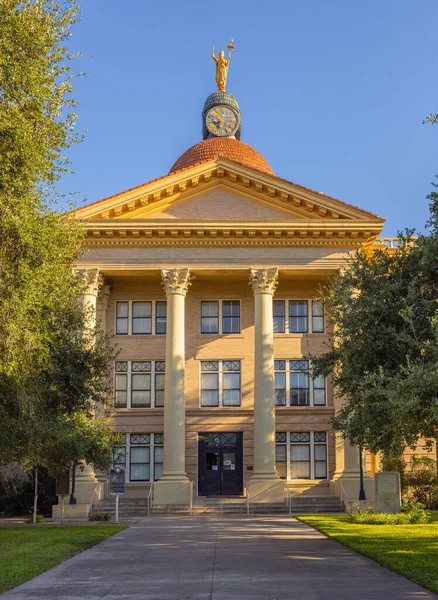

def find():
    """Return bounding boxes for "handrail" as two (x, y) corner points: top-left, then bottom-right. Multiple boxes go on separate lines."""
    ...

(189, 480), (193, 516)
(89, 485), (98, 516)
(147, 482), (154, 517)
(245, 480), (250, 515)
(337, 479), (347, 505)
(284, 481), (292, 515)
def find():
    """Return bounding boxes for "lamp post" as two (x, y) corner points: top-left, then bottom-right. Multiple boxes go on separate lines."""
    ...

(358, 447), (366, 501)
(69, 461), (77, 505)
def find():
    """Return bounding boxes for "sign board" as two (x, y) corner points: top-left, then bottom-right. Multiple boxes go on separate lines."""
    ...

(56, 470), (70, 496)
(109, 466), (126, 495)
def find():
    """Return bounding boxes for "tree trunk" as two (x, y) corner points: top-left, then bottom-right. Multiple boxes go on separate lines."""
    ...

(33, 465), (39, 524)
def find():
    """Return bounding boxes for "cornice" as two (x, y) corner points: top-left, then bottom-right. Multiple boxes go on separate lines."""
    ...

(83, 218), (382, 249)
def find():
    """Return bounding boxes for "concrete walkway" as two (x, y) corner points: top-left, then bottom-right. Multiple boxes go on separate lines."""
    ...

(3, 516), (436, 600)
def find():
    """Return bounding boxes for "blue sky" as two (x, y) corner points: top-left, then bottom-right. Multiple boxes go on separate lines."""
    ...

(60, 0), (438, 236)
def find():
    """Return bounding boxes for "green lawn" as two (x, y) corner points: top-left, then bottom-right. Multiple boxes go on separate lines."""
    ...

(0, 525), (127, 594)
(298, 514), (438, 594)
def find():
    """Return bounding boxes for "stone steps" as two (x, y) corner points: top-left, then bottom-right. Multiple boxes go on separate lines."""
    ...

(94, 496), (345, 517)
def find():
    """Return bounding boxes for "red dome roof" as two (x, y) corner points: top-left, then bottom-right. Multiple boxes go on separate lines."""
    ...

(169, 137), (274, 176)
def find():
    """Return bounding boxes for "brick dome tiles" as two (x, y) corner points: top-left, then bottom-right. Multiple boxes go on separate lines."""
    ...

(169, 137), (274, 176)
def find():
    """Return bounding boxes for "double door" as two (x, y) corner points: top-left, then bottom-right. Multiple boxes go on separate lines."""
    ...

(198, 432), (243, 496)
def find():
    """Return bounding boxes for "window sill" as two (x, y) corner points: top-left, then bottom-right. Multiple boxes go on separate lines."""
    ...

(113, 334), (166, 339)
(194, 334), (245, 340)
(274, 333), (326, 337)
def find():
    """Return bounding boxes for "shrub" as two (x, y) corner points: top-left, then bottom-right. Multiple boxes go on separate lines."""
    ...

(400, 501), (430, 523)
(348, 503), (431, 525)
(349, 509), (410, 525)
(89, 513), (112, 522)
(25, 514), (44, 524)
(404, 456), (438, 509)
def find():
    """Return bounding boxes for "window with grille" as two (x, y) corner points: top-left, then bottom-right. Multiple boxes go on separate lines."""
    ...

(200, 360), (241, 407)
(274, 359), (326, 407)
(272, 300), (325, 334)
(121, 433), (164, 482)
(275, 431), (328, 480)
(200, 300), (241, 334)
(115, 301), (167, 335)
(114, 361), (165, 409)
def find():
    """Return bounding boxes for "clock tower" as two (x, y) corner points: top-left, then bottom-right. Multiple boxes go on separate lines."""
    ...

(202, 90), (242, 140)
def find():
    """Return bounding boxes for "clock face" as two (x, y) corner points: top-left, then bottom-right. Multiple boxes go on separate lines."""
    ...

(205, 105), (239, 137)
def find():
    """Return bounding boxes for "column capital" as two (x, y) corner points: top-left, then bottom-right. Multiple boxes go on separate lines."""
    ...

(249, 268), (279, 296)
(161, 268), (191, 296)
(77, 268), (104, 298)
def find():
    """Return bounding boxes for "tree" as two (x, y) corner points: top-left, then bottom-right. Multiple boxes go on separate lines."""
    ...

(312, 193), (438, 457)
(0, 1), (119, 522)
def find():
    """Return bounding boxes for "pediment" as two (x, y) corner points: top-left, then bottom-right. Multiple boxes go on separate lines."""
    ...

(73, 158), (384, 225)
(134, 190), (304, 220)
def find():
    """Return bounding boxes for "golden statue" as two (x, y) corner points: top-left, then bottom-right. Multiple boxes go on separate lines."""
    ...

(212, 40), (234, 91)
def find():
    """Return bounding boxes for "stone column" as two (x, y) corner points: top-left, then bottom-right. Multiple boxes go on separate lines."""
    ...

(248, 268), (284, 503)
(153, 268), (192, 505)
(74, 268), (103, 505)
(94, 283), (111, 500)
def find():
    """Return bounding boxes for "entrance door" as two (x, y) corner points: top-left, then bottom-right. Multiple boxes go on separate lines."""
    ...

(198, 432), (243, 496)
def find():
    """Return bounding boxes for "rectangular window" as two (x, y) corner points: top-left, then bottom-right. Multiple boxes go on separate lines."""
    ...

(131, 361), (151, 408)
(153, 434), (164, 480)
(114, 362), (128, 408)
(115, 301), (167, 335)
(273, 300), (285, 333)
(114, 361), (165, 409)
(201, 300), (241, 334)
(200, 360), (241, 407)
(289, 301), (308, 333)
(275, 432), (287, 478)
(155, 301), (167, 335)
(290, 360), (310, 406)
(132, 301), (152, 335)
(222, 301), (240, 333)
(314, 432), (328, 478)
(113, 434), (127, 470)
(273, 300), (325, 334)
(274, 360), (286, 406)
(312, 301), (324, 333)
(274, 359), (326, 407)
(201, 301), (219, 334)
(116, 302), (129, 335)
(130, 434), (150, 481)
(290, 432), (311, 479)
(154, 362), (165, 408)
(275, 432), (328, 480)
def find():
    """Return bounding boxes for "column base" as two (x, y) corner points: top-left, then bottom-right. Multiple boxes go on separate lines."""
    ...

(75, 466), (98, 505)
(52, 503), (91, 519)
(331, 470), (375, 507)
(153, 477), (191, 506)
(248, 477), (284, 503)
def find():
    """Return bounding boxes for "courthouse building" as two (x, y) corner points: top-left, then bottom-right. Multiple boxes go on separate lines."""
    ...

(71, 51), (389, 509)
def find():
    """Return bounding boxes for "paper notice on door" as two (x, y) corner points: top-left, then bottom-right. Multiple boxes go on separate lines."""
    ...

(212, 465), (218, 471)
(230, 464), (235, 470)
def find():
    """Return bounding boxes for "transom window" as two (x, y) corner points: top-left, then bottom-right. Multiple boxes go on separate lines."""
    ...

(276, 431), (328, 480)
(114, 361), (165, 408)
(273, 300), (324, 334)
(113, 433), (163, 482)
(200, 360), (241, 407)
(115, 300), (167, 335)
(200, 301), (240, 334)
(274, 360), (326, 407)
